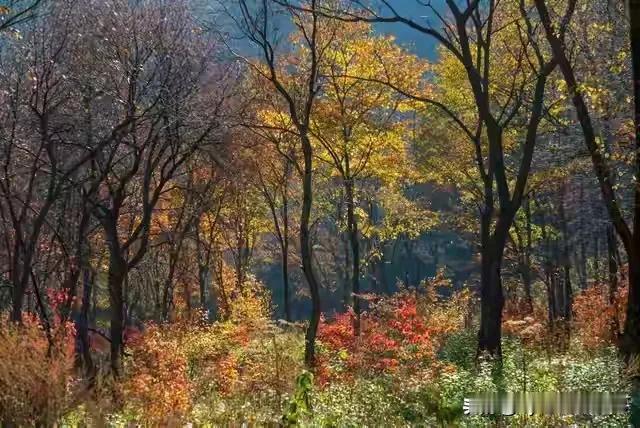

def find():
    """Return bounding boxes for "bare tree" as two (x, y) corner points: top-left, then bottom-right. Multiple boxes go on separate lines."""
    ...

(62, 0), (235, 373)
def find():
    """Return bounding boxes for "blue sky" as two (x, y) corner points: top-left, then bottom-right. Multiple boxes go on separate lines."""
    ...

(207, 0), (445, 61)
(371, 1), (445, 60)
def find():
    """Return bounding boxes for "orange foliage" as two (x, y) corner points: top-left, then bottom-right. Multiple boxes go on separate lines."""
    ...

(123, 324), (192, 424)
(502, 299), (549, 348)
(0, 311), (77, 425)
(573, 284), (627, 349)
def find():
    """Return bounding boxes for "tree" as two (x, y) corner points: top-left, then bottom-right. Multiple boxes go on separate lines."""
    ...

(0, 1), (134, 322)
(309, 0), (557, 357)
(251, 137), (297, 321)
(232, 0), (340, 366)
(309, 22), (426, 332)
(533, 0), (640, 422)
(0, 0), (42, 33)
(73, 0), (232, 373)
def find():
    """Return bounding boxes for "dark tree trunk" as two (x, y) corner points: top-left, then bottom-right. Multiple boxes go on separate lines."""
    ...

(281, 250), (291, 321)
(607, 226), (619, 303)
(107, 252), (126, 375)
(10, 275), (26, 322)
(478, 242), (505, 358)
(77, 269), (94, 378)
(198, 264), (209, 310)
(477, 207), (508, 358)
(300, 135), (322, 367)
(161, 257), (177, 322)
(522, 195), (534, 312)
(623, 256), (640, 352)
(594, 234), (600, 285)
(343, 229), (351, 311)
(281, 160), (291, 321)
(10, 246), (36, 322)
(345, 178), (361, 334)
(558, 188), (573, 320)
(198, 263), (218, 321)
(541, 219), (558, 326)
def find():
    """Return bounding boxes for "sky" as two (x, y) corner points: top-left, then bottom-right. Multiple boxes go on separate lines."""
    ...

(370, 1), (445, 60)
(206, 0), (446, 61)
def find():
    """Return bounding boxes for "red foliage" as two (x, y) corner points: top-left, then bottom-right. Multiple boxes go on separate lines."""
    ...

(317, 293), (436, 385)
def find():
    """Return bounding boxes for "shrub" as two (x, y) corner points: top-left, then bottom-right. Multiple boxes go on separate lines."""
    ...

(309, 378), (407, 427)
(317, 278), (467, 385)
(122, 324), (192, 424)
(183, 319), (305, 425)
(317, 294), (436, 384)
(439, 329), (477, 370)
(0, 312), (77, 425)
(216, 263), (272, 322)
(573, 284), (627, 349)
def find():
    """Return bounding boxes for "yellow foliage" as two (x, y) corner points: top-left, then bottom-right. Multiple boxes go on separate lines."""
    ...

(216, 262), (272, 323)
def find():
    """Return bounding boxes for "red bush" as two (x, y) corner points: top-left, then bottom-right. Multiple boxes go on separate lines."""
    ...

(317, 293), (437, 385)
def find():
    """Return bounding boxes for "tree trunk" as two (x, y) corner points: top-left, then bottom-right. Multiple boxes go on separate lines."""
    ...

(107, 252), (126, 375)
(558, 184), (573, 320)
(594, 234), (600, 285)
(10, 249), (33, 322)
(300, 135), (321, 368)
(522, 195), (534, 312)
(541, 219), (558, 326)
(343, 228), (351, 311)
(282, 243), (291, 321)
(477, 206), (508, 358)
(77, 268), (94, 378)
(607, 226), (619, 303)
(477, 241), (505, 358)
(198, 262), (218, 321)
(345, 178), (361, 334)
(623, 252), (640, 354)
(161, 262), (176, 322)
(282, 160), (291, 321)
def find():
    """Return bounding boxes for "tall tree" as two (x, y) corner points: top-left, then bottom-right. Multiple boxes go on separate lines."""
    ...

(309, 22), (426, 332)
(533, 0), (640, 423)
(232, 0), (339, 366)
(308, 0), (557, 356)
(77, 0), (231, 373)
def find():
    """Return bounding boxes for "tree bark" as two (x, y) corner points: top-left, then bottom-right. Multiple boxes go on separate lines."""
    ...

(558, 184), (573, 320)
(282, 176), (291, 321)
(300, 135), (322, 367)
(478, 246), (505, 357)
(607, 226), (619, 302)
(522, 195), (534, 312)
(77, 269), (94, 378)
(345, 177), (361, 334)
(107, 251), (126, 375)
